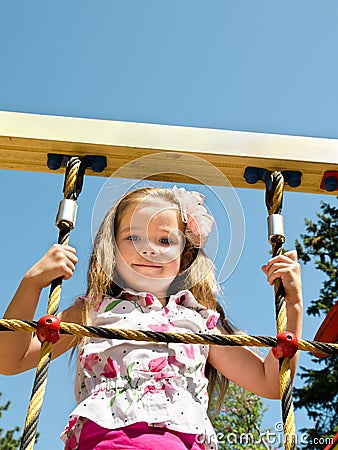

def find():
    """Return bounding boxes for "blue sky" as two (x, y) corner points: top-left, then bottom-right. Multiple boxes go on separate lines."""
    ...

(0, 1), (337, 448)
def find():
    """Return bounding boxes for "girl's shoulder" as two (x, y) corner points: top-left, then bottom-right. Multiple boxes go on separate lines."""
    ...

(58, 296), (85, 324)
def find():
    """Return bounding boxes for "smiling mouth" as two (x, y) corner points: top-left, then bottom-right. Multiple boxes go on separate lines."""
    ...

(133, 263), (162, 268)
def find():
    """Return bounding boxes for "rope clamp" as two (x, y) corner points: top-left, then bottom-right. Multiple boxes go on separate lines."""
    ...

(36, 315), (61, 344)
(267, 214), (285, 243)
(272, 331), (298, 359)
(56, 199), (78, 229)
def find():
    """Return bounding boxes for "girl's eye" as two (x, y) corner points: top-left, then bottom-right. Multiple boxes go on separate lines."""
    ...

(160, 237), (173, 245)
(127, 235), (140, 241)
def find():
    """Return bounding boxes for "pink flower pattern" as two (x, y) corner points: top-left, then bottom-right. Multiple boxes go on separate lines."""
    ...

(148, 356), (168, 372)
(83, 354), (100, 371)
(206, 314), (218, 330)
(182, 344), (195, 359)
(168, 355), (186, 370)
(143, 384), (165, 395)
(100, 357), (120, 378)
(145, 293), (155, 305)
(148, 322), (175, 332)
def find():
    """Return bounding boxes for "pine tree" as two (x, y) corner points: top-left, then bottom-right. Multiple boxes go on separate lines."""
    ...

(0, 393), (21, 449)
(293, 200), (338, 448)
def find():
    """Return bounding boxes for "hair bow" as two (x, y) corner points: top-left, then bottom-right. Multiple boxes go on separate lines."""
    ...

(173, 185), (215, 248)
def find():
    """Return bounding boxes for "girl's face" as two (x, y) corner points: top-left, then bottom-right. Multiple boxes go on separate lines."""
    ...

(115, 198), (185, 300)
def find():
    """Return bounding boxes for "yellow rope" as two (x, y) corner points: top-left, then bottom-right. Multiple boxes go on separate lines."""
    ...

(46, 277), (64, 317)
(280, 358), (296, 445)
(21, 342), (52, 450)
(269, 172), (297, 450)
(63, 163), (80, 199)
(1, 318), (337, 354)
(19, 157), (82, 450)
(273, 278), (288, 333)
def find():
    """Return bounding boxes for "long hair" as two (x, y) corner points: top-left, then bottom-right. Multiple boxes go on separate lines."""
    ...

(82, 186), (235, 415)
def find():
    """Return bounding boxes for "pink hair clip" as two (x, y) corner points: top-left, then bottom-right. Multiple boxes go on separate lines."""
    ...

(172, 185), (215, 248)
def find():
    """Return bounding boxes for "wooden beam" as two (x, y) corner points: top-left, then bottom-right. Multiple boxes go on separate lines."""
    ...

(0, 111), (337, 194)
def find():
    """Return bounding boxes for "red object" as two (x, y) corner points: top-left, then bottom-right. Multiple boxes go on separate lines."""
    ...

(312, 301), (338, 358)
(272, 332), (299, 359)
(320, 171), (338, 191)
(36, 315), (61, 344)
(323, 431), (338, 449)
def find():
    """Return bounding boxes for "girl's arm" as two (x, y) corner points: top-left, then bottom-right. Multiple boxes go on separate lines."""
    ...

(0, 244), (81, 375)
(208, 250), (303, 399)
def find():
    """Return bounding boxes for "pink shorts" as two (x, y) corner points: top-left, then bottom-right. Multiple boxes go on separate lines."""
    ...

(76, 420), (205, 450)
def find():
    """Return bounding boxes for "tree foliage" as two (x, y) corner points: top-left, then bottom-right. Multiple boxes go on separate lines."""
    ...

(293, 200), (338, 448)
(0, 393), (20, 449)
(212, 383), (280, 449)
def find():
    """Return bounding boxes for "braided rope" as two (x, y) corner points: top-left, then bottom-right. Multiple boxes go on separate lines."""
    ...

(5, 164), (335, 449)
(266, 171), (296, 450)
(19, 157), (82, 450)
(1, 318), (337, 354)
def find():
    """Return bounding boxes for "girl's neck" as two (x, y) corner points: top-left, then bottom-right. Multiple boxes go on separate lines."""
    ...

(158, 297), (168, 307)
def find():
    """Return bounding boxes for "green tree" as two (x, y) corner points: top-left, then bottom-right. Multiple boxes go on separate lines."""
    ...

(293, 200), (338, 448)
(0, 393), (21, 449)
(212, 383), (281, 449)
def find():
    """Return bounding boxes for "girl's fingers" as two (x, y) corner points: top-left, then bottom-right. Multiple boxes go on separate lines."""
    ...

(283, 250), (298, 261)
(62, 265), (75, 280)
(268, 267), (300, 286)
(264, 252), (299, 272)
(262, 251), (302, 304)
(64, 250), (78, 265)
(262, 251), (300, 286)
(49, 244), (78, 265)
(43, 245), (78, 281)
(266, 262), (297, 276)
(262, 261), (293, 277)
(266, 268), (291, 285)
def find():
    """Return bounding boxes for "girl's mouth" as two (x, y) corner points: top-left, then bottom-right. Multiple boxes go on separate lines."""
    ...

(133, 263), (162, 268)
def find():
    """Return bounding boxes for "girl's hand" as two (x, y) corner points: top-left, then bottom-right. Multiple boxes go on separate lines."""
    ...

(261, 250), (302, 305)
(24, 244), (78, 290)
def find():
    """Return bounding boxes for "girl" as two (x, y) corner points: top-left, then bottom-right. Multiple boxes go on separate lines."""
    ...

(0, 186), (303, 450)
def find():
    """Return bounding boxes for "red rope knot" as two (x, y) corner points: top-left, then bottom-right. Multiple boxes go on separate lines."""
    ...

(272, 331), (298, 359)
(36, 315), (61, 344)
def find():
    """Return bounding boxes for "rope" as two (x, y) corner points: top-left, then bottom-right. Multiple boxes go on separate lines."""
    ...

(1, 319), (337, 354)
(265, 171), (296, 450)
(19, 157), (83, 450)
(4, 164), (335, 449)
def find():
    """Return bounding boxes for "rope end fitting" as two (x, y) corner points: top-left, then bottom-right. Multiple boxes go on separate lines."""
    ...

(267, 214), (285, 244)
(36, 315), (61, 344)
(56, 199), (78, 229)
(272, 331), (298, 359)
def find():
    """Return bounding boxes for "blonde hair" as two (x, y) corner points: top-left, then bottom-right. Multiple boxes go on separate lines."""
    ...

(82, 186), (234, 415)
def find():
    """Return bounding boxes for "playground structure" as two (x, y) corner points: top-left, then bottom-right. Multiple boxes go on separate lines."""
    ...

(0, 110), (338, 193)
(0, 111), (337, 450)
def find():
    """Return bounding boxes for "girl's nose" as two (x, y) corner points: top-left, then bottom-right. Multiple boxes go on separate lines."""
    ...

(141, 248), (157, 256)
(140, 242), (158, 256)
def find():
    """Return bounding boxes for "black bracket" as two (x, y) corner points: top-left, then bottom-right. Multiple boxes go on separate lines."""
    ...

(47, 153), (107, 173)
(244, 167), (302, 188)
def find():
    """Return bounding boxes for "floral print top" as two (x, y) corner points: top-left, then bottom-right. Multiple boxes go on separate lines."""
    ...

(60, 289), (220, 450)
